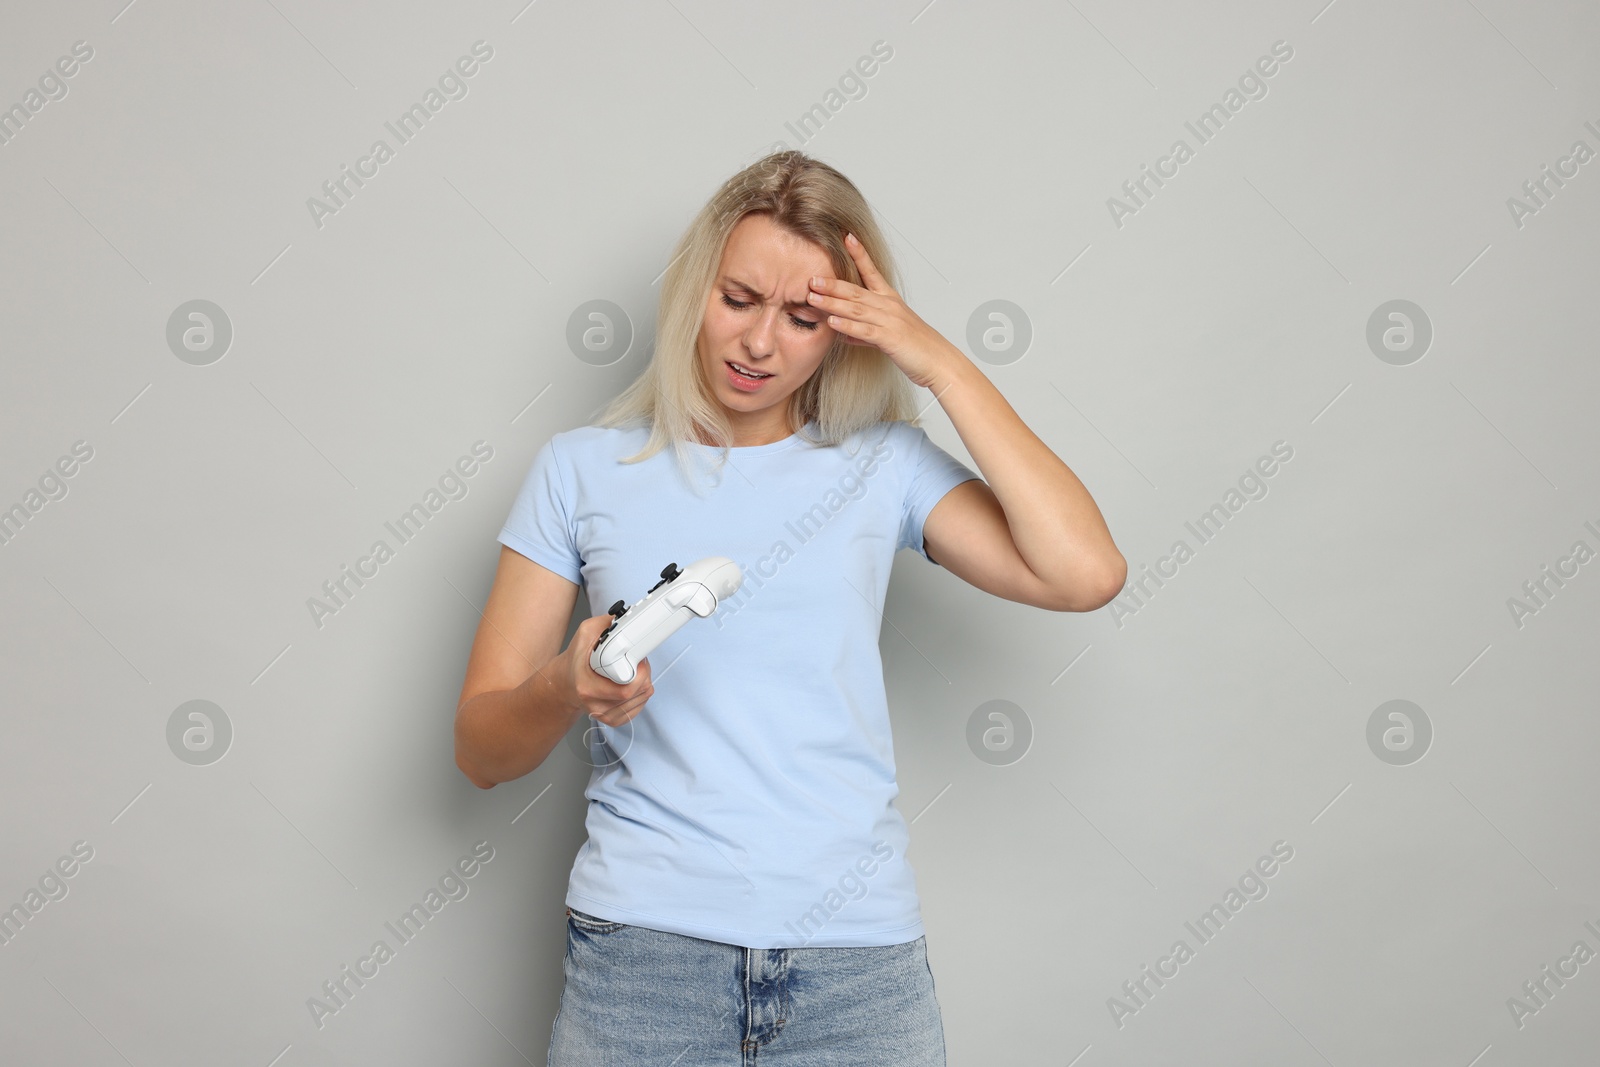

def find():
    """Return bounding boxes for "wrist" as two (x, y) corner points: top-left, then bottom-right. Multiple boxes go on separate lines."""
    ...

(526, 660), (580, 721)
(925, 342), (978, 397)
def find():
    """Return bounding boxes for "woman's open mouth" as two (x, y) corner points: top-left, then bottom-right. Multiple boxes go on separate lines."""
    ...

(726, 360), (774, 390)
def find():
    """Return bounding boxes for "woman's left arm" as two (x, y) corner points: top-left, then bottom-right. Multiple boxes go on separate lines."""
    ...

(807, 233), (1127, 613)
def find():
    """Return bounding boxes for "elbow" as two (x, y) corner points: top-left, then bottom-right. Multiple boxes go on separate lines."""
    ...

(454, 717), (497, 789)
(1050, 553), (1127, 613)
(457, 753), (497, 790)
(1099, 552), (1129, 606)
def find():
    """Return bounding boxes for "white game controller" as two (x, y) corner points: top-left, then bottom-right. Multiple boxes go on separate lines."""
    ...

(588, 557), (744, 684)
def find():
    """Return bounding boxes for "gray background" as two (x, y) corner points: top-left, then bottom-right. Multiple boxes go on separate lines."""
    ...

(2, 0), (1597, 1064)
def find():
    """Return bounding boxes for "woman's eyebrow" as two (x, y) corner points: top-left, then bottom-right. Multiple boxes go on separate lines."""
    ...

(722, 277), (814, 309)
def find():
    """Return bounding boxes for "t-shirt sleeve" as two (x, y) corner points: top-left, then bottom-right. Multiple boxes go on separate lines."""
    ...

(897, 423), (982, 565)
(497, 435), (583, 585)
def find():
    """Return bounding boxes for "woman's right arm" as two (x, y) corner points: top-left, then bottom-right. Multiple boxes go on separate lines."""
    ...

(453, 545), (654, 789)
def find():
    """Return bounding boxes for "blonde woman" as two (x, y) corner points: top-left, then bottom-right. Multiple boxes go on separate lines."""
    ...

(454, 150), (1125, 1065)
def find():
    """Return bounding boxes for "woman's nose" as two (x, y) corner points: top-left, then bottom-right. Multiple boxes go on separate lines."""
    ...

(744, 310), (778, 355)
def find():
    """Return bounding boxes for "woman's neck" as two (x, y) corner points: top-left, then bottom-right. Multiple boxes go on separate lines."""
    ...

(701, 410), (797, 448)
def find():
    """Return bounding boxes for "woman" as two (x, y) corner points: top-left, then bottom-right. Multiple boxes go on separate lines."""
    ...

(454, 150), (1125, 1065)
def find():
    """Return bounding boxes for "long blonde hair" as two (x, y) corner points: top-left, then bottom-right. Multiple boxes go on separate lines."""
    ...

(591, 150), (920, 481)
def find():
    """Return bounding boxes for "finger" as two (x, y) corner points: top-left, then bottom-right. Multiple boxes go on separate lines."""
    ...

(805, 289), (862, 317)
(809, 287), (895, 332)
(843, 232), (891, 294)
(611, 683), (652, 714)
(809, 273), (867, 302)
(597, 694), (646, 728)
(624, 662), (651, 695)
(826, 314), (880, 344)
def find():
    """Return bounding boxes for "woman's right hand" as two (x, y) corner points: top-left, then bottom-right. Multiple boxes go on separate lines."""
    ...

(559, 613), (655, 728)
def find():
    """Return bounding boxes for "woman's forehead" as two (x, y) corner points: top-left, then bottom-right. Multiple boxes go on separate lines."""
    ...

(721, 215), (837, 279)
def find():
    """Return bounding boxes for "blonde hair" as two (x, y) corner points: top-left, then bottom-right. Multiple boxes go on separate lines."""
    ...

(591, 150), (920, 482)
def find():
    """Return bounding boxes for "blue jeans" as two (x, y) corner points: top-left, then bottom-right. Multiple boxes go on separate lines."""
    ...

(548, 907), (947, 1065)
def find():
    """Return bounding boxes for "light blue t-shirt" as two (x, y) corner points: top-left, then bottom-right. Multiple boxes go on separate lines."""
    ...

(496, 416), (981, 949)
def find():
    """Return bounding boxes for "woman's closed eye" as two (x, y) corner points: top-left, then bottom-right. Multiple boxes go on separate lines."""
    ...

(721, 293), (821, 330)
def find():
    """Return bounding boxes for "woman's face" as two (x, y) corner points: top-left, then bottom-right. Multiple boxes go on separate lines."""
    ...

(697, 213), (837, 427)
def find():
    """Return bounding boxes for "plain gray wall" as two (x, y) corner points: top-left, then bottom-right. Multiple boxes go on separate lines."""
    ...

(3, 1), (1597, 1063)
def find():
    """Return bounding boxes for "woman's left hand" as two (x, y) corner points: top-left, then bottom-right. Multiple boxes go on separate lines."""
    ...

(807, 232), (966, 392)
